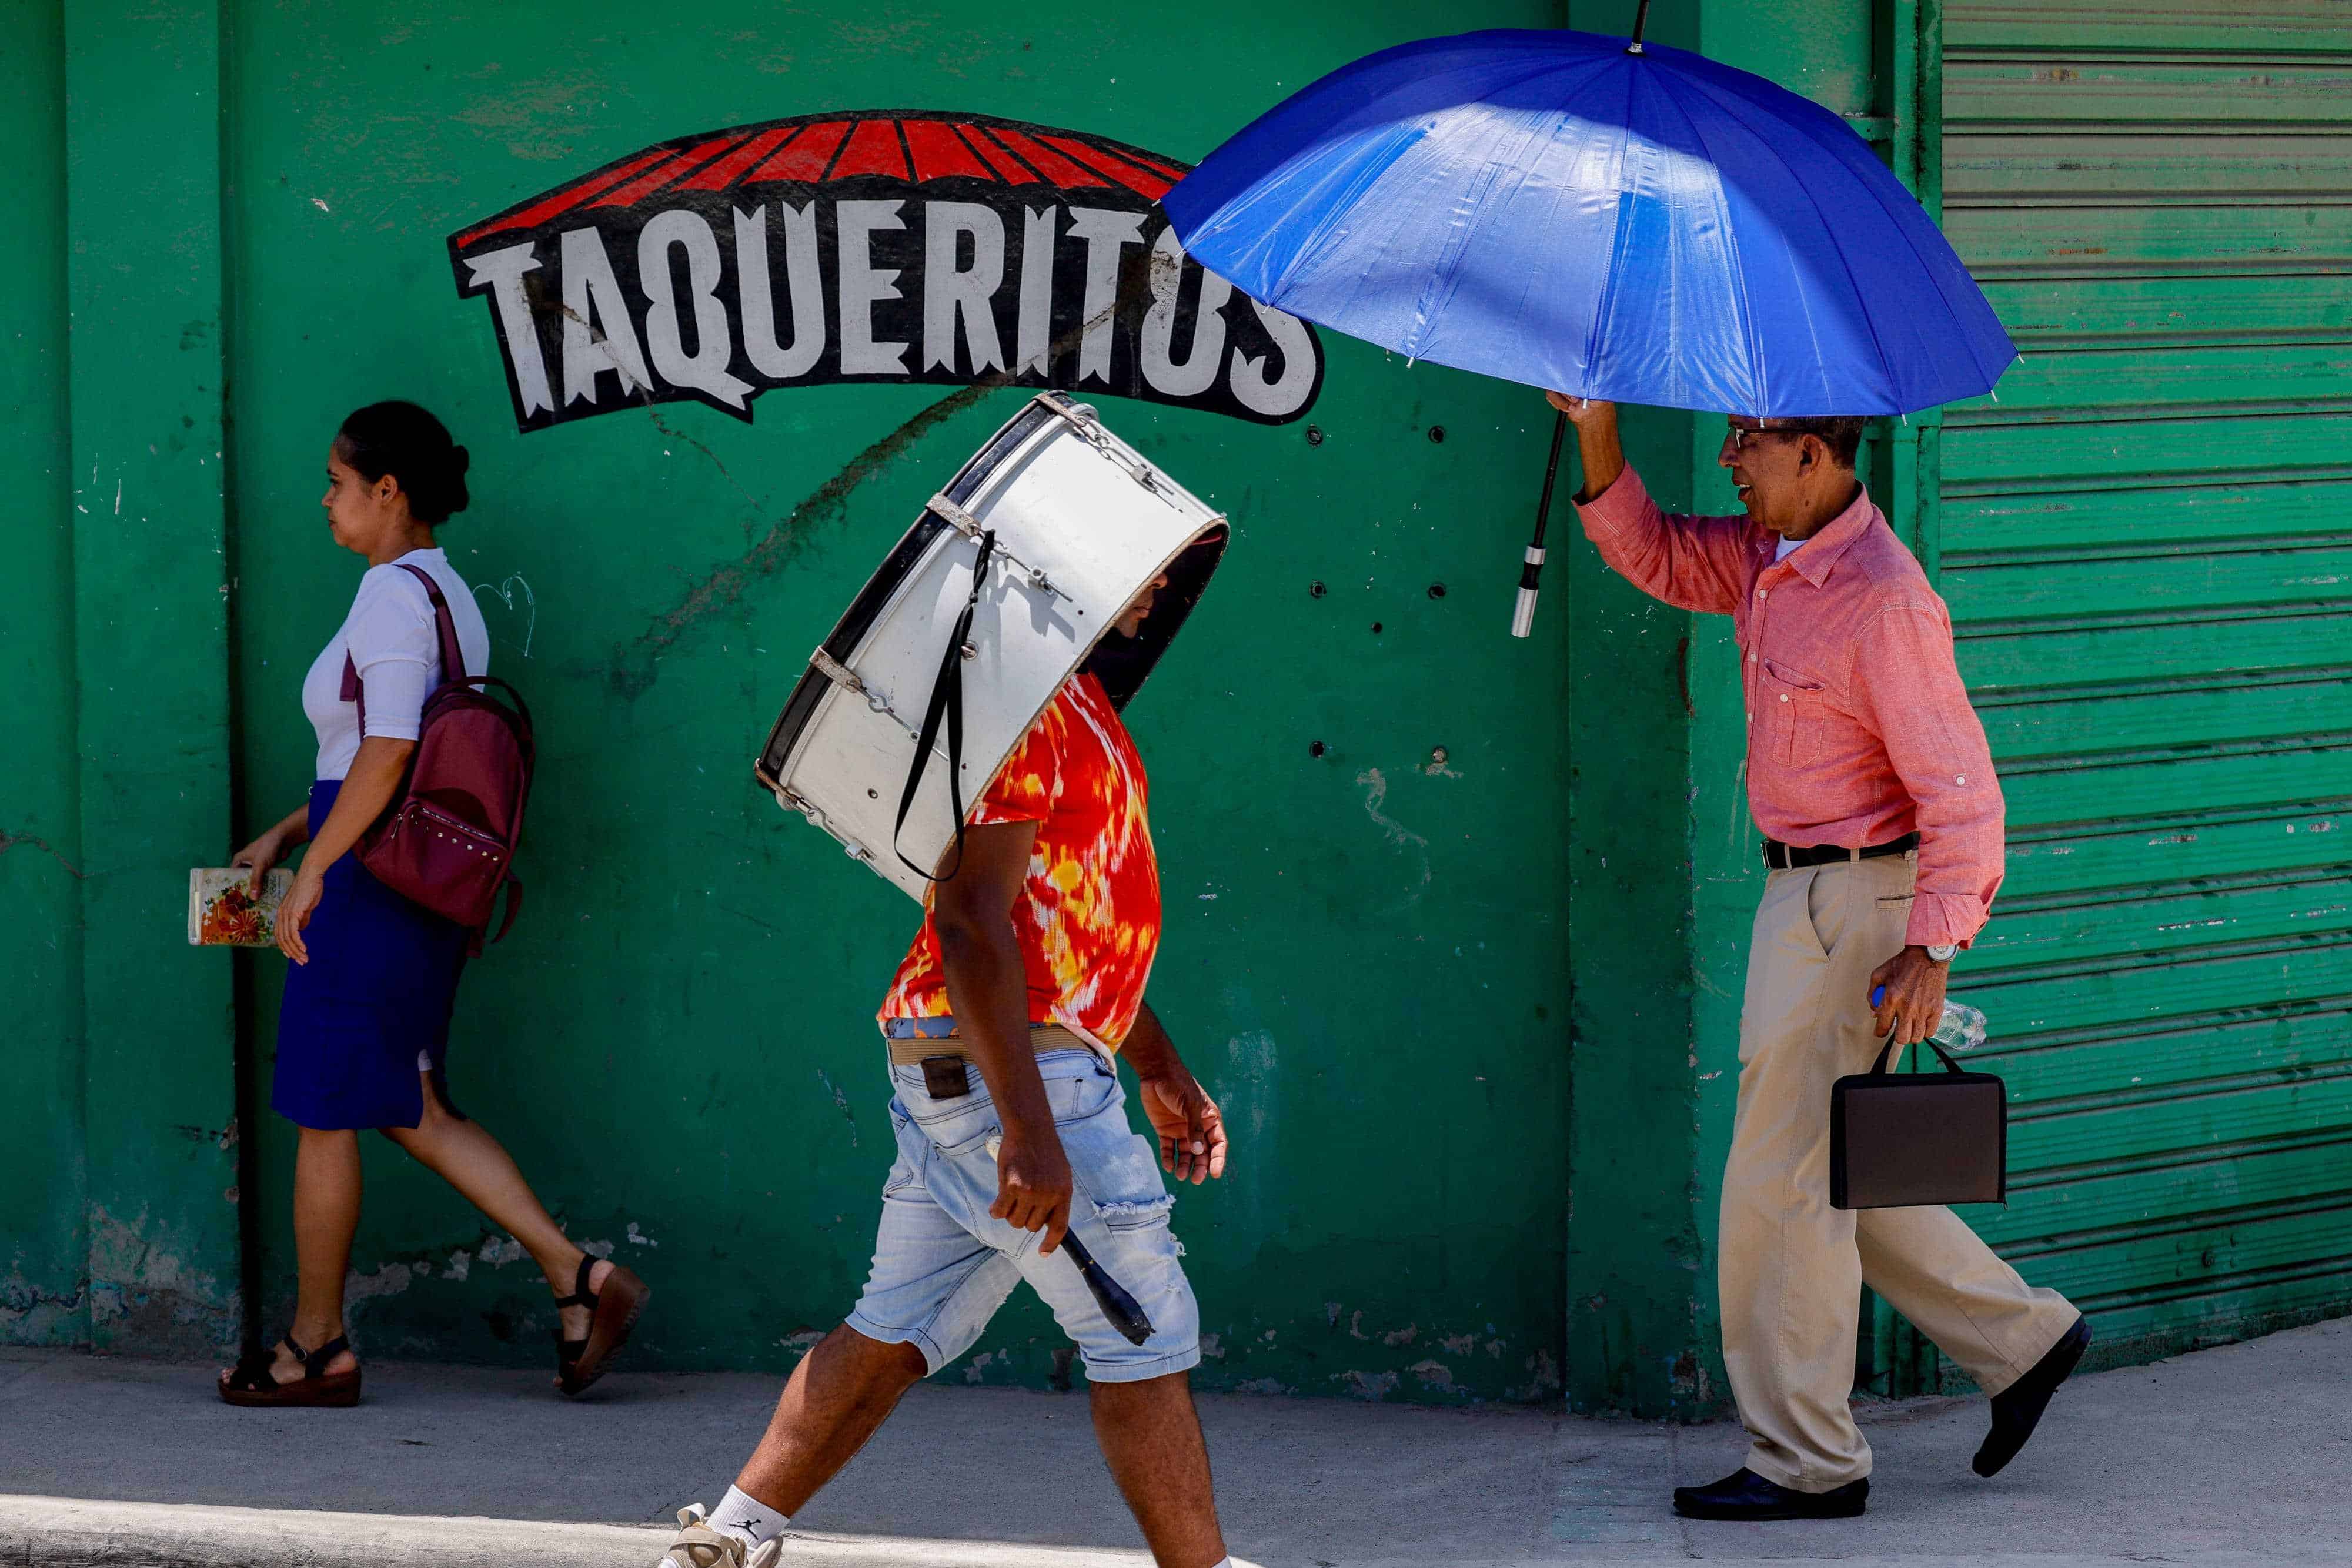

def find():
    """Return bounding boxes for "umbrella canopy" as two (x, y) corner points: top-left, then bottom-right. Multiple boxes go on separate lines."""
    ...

(1163, 26), (2014, 417)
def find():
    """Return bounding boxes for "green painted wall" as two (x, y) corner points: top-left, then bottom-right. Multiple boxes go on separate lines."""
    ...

(209, 0), (1578, 1402)
(66, 0), (246, 1355)
(0, 0), (87, 1349)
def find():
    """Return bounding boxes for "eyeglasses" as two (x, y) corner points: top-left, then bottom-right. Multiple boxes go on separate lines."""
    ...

(1726, 423), (1798, 452)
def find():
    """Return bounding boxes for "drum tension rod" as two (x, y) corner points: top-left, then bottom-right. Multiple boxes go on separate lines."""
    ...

(809, 648), (919, 741)
(1040, 396), (1170, 498)
(923, 494), (1073, 603)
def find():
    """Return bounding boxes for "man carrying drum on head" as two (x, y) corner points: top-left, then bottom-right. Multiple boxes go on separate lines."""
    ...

(659, 554), (1247, 1568)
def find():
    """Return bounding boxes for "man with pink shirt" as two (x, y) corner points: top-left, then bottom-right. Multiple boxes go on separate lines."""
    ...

(1549, 392), (2089, 1522)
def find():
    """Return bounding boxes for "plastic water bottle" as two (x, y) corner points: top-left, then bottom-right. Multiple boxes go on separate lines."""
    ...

(1870, 987), (1989, 1053)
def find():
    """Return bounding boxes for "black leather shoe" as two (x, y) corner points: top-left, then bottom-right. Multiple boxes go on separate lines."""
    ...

(1672, 1467), (1868, 1520)
(1975, 1315), (2092, 1477)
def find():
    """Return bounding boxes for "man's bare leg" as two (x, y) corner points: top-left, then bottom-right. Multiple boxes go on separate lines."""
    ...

(1092, 1372), (1228, 1568)
(731, 1325), (928, 1513)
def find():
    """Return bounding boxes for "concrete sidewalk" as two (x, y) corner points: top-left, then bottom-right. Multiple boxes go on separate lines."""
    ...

(3, 1317), (2347, 1567)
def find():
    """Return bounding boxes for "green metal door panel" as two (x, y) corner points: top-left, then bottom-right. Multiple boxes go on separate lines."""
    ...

(1980, 679), (2352, 760)
(1963, 943), (2352, 1038)
(1991, 1203), (2352, 1310)
(1949, 344), (2352, 415)
(1945, 204), (2352, 273)
(1943, 545), (2352, 621)
(2002, 811), (2352, 901)
(1959, 609), (2344, 688)
(0, 0), (88, 1349)
(1980, 275), (2352, 345)
(1942, 477), (2352, 553)
(2004, 755), (2350, 837)
(2069, 1262), (2352, 1353)
(1940, 0), (2352, 1372)
(1950, 133), (2352, 199)
(1967, 877), (2352, 973)
(2002, 1073), (2352, 1172)
(1973, 1008), (2352, 1116)
(1945, 0), (2352, 53)
(222, 0), (1576, 1401)
(1985, 1131), (2352, 1242)
(1945, 414), (2352, 488)
(1944, 54), (2352, 124)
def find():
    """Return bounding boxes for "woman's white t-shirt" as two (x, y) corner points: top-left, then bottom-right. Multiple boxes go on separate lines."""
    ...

(300, 548), (492, 781)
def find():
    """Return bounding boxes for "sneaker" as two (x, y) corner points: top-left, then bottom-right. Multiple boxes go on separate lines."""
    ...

(657, 1504), (781, 1568)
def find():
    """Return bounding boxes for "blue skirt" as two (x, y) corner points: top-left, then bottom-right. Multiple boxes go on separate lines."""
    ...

(273, 780), (467, 1131)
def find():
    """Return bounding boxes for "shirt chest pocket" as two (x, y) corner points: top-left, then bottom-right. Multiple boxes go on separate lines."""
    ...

(1757, 657), (1832, 767)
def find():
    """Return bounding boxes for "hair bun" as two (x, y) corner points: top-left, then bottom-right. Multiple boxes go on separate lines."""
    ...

(336, 399), (471, 526)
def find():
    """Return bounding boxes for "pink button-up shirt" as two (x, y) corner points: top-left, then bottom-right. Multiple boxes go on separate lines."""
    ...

(1578, 466), (2003, 950)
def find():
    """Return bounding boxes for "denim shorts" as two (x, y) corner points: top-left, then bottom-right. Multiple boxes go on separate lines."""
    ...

(845, 1048), (1200, 1383)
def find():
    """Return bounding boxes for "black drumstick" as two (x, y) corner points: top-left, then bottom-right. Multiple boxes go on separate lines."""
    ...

(987, 1133), (1154, 1346)
(1058, 1229), (1155, 1348)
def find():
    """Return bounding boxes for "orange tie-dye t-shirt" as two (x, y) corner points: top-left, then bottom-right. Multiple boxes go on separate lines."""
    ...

(878, 671), (1161, 1049)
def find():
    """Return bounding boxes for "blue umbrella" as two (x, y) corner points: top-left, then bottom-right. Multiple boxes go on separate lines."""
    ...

(1163, 13), (2015, 631)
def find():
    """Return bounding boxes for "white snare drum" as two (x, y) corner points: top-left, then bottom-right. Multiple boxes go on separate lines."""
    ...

(755, 392), (1228, 900)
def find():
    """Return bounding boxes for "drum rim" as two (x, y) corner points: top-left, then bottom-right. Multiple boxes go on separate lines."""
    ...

(753, 392), (1227, 864)
(753, 394), (1064, 794)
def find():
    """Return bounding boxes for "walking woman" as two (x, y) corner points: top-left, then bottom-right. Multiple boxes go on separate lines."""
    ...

(218, 400), (647, 1408)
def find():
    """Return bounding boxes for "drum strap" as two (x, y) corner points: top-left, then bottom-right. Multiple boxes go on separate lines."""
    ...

(894, 528), (998, 882)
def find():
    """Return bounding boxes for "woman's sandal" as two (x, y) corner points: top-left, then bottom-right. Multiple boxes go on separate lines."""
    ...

(553, 1255), (650, 1396)
(218, 1332), (363, 1408)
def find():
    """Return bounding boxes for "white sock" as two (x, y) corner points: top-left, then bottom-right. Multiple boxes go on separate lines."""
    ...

(707, 1486), (791, 1549)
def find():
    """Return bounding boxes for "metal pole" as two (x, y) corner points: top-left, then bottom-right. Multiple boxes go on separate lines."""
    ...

(1627, 0), (1653, 53)
(1511, 407), (1571, 638)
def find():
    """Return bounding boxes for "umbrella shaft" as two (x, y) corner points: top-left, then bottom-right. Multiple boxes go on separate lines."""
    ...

(1530, 407), (1569, 553)
(1629, 0), (1653, 51)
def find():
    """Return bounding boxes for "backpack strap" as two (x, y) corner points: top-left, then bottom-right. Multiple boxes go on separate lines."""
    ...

(339, 564), (470, 726)
(463, 877), (523, 959)
(396, 563), (472, 683)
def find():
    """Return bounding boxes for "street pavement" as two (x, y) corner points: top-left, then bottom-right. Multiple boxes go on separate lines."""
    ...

(4, 1315), (2347, 1567)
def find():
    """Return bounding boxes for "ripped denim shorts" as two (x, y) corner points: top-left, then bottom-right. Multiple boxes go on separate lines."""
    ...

(844, 1047), (1200, 1382)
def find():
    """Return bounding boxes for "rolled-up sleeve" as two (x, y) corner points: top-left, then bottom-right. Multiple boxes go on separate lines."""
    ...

(1575, 464), (1756, 617)
(1849, 603), (2006, 948)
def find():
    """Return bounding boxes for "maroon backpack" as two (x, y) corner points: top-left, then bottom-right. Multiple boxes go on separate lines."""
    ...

(341, 563), (534, 949)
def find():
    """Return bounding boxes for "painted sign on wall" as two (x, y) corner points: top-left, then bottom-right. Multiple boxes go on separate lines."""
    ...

(447, 111), (1324, 430)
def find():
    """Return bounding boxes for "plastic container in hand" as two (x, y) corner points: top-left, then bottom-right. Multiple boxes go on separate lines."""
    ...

(1870, 987), (1989, 1053)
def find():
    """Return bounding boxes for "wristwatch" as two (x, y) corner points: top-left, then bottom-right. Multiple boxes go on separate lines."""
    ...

(1926, 942), (1959, 964)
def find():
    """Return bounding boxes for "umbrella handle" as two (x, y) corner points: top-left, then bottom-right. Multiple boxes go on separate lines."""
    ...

(1511, 550), (1544, 639)
(1509, 408), (1571, 638)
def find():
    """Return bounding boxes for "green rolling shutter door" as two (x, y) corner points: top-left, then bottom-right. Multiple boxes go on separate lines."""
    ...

(1928, 1), (2352, 1373)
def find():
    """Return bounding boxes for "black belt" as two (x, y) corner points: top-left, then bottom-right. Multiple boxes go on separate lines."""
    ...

(1763, 831), (1918, 871)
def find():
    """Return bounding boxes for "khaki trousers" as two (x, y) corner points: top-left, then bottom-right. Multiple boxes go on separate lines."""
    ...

(1720, 852), (2077, 1492)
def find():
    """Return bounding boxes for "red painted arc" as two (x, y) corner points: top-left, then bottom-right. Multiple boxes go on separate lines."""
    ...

(747, 121), (850, 183)
(590, 135), (742, 208)
(829, 118), (910, 180)
(1037, 134), (1171, 199)
(453, 148), (673, 248)
(453, 118), (1194, 250)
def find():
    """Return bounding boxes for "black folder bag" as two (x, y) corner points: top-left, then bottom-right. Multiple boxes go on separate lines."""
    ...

(1830, 1034), (2007, 1210)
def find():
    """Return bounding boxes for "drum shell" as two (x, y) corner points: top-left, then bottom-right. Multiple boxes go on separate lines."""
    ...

(759, 393), (1224, 900)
